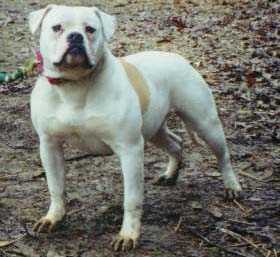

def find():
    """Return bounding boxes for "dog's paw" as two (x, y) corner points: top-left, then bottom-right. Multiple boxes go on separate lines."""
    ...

(224, 181), (242, 200)
(112, 233), (138, 251)
(225, 188), (242, 200)
(33, 215), (62, 233)
(153, 173), (178, 186)
(224, 174), (242, 200)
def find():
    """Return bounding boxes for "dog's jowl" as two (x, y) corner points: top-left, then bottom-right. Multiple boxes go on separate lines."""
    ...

(29, 4), (241, 251)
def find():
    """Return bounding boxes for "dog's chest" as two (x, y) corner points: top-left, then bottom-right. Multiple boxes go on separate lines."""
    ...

(45, 105), (110, 152)
(47, 105), (83, 134)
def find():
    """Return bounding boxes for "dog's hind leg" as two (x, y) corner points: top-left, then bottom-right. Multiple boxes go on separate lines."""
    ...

(151, 124), (183, 186)
(173, 74), (242, 198)
(183, 113), (241, 198)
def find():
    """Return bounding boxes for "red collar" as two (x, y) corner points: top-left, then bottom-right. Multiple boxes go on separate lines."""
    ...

(35, 51), (66, 85)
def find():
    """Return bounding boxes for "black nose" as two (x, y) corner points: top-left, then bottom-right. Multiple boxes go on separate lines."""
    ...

(67, 32), (84, 44)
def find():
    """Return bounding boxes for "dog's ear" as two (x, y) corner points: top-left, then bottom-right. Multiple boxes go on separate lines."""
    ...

(28, 5), (54, 35)
(94, 8), (116, 41)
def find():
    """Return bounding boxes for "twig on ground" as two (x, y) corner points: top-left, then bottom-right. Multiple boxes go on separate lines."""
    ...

(231, 243), (262, 247)
(186, 225), (250, 257)
(1, 140), (36, 150)
(245, 204), (280, 219)
(67, 207), (85, 216)
(0, 234), (27, 248)
(219, 228), (268, 257)
(65, 152), (112, 162)
(227, 219), (255, 226)
(65, 154), (95, 162)
(266, 250), (271, 257)
(174, 216), (183, 232)
(233, 199), (251, 214)
(238, 171), (264, 181)
(248, 205), (280, 215)
(0, 176), (17, 181)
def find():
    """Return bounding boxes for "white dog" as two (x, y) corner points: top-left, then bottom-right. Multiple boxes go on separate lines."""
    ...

(28, 5), (241, 251)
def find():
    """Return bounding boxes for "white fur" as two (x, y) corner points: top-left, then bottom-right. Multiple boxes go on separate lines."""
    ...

(29, 5), (53, 34)
(29, 5), (241, 250)
(94, 8), (116, 41)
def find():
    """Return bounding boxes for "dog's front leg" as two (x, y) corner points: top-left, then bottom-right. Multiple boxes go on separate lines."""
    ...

(112, 136), (144, 251)
(33, 135), (66, 233)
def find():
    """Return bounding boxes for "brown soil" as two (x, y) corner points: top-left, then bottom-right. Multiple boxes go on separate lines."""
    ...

(0, 1), (279, 257)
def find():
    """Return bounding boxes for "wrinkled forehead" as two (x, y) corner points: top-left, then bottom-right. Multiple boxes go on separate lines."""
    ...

(44, 6), (100, 28)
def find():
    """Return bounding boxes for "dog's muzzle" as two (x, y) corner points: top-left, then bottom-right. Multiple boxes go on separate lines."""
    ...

(54, 32), (92, 69)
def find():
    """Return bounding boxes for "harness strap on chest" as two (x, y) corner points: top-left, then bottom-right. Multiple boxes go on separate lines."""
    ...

(119, 59), (150, 114)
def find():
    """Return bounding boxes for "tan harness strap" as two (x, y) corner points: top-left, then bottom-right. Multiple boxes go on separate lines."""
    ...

(119, 58), (150, 114)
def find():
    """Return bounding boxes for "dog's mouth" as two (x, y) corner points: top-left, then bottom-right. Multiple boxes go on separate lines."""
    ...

(54, 45), (93, 69)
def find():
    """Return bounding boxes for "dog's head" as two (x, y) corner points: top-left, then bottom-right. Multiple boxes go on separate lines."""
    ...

(29, 5), (116, 79)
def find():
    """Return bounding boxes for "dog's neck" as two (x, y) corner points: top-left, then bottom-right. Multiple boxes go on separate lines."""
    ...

(49, 47), (114, 109)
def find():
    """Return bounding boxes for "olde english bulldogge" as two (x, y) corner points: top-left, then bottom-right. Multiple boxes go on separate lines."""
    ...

(28, 5), (241, 251)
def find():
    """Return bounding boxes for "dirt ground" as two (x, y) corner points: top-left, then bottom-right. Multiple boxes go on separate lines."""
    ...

(0, 0), (279, 256)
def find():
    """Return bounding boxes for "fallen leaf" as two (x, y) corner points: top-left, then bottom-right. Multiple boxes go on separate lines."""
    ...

(0, 240), (14, 247)
(259, 169), (273, 180)
(32, 170), (45, 179)
(208, 206), (223, 218)
(190, 201), (203, 210)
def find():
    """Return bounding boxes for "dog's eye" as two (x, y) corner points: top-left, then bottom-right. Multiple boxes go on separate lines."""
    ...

(52, 24), (62, 32)
(85, 26), (96, 34)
